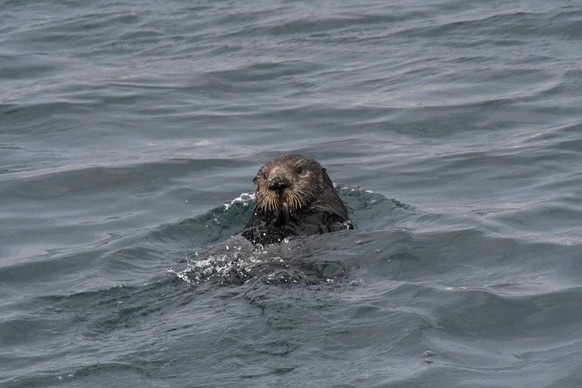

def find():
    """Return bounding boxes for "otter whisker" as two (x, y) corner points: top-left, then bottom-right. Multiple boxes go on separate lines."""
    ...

(289, 188), (313, 210)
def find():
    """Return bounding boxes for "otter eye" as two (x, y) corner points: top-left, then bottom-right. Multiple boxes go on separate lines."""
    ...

(295, 166), (306, 175)
(254, 168), (267, 183)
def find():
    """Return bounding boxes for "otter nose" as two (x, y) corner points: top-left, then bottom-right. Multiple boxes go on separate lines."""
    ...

(267, 176), (289, 192)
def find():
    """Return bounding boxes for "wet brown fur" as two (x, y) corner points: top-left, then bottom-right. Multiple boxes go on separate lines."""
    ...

(242, 154), (352, 245)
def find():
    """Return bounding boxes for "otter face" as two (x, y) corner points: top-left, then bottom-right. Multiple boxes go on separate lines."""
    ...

(253, 154), (324, 214)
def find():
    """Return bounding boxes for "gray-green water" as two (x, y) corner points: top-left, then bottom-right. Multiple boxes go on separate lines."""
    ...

(2, 0), (582, 387)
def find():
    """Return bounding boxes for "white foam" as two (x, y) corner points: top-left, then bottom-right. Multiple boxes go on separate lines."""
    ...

(223, 192), (255, 210)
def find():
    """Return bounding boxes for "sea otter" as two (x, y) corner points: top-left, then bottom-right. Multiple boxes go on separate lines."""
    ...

(241, 154), (354, 245)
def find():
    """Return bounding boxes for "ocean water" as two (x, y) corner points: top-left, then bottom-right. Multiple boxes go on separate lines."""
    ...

(2, 0), (582, 386)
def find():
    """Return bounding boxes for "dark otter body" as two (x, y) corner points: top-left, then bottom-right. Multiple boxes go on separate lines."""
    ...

(241, 154), (354, 245)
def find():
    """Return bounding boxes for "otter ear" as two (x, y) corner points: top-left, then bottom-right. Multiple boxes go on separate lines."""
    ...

(252, 175), (258, 184)
(321, 168), (334, 187)
(322, 168), (327, 173)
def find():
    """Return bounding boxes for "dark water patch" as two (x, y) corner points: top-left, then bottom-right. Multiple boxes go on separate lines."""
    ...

(171, 187), (416, 287)
(0, 161), (205, 199)
(392, 8), (582, 44)
(418, 286), (582, 387)
(0, 53), (64, 83)
(486, 201), (582, 238)
(208, 60), (320, 84)
(436, 287), (582, 340)
(0, 157), (255, 261)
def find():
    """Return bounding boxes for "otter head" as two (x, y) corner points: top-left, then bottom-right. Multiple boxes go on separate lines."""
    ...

(253, 154), (326, 215)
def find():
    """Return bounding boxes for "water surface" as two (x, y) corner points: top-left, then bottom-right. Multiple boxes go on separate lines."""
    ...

(2, 0), (582, 387)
